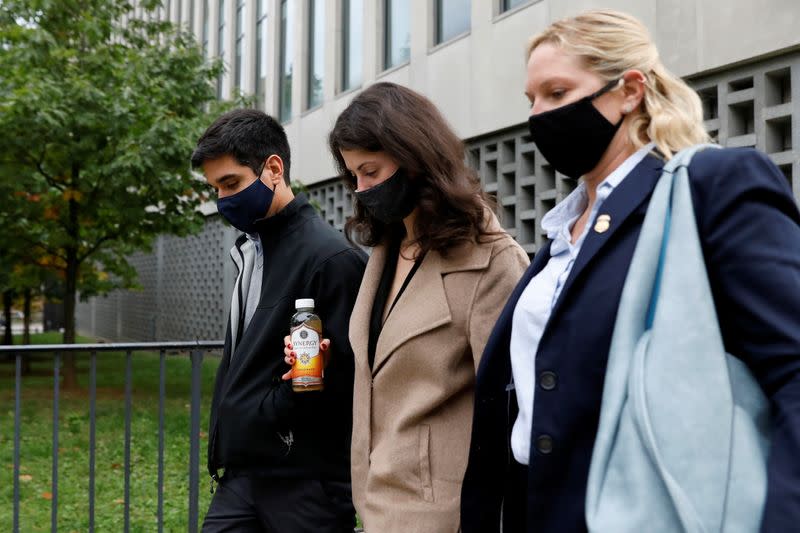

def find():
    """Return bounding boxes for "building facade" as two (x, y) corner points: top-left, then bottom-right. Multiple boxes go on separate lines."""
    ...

(77, 0), (800, 340)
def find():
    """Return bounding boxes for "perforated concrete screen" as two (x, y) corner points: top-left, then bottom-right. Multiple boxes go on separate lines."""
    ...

(691, 53), (798, 203)
(76, 51), (799, 341)
(77, 217), (237, 341)
(308, 185), (355, 232)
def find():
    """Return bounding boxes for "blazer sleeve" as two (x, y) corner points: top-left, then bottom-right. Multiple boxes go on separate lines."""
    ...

(690, 148), (800, 533)
(468, 240), (530, 373)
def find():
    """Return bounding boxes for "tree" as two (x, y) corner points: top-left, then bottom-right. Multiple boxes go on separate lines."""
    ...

(0, 0), (235, 387)
(0, 169), (27, 347)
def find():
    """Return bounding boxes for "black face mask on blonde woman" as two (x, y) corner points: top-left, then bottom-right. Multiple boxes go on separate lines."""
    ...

(528, 79), (622, 179)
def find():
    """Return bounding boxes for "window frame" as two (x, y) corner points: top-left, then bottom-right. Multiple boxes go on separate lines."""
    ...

(278, 0), (294, 123)
(381, 0), (411, 73)
(217, 0), (227, 99)
(255, 0), (268, 109)
(433, 0), (472, 48)
(340, 0), (363, 94)
(305, 0), (325, 111)
(234, 0), (245, 92)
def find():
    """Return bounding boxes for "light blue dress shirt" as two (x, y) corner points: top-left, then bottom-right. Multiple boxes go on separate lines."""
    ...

(509, 143), (656, 465)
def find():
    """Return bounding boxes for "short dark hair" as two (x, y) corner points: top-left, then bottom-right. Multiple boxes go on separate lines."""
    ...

(191, 108), (291, 184)
(329, 82), (499, 256)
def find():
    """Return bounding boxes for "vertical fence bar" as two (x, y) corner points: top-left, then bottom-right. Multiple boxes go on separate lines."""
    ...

(88, 351), (97, 533)
(157, 350), (166, 533)
(51, 352), (60, 533)
(124, 350), (132, 533)
(13, 353), (22, 533)
(188, 349), (203, 533)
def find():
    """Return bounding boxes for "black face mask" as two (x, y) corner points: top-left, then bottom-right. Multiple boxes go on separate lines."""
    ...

(528, 79), (622, 179)
(354, 168), (417, 224)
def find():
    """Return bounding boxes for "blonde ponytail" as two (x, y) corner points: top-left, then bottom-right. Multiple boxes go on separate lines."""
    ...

(528, 10), (709, 159)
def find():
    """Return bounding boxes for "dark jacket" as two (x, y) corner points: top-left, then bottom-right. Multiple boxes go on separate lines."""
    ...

(207, 194), (367, 482)
(461, 148), (800, 533)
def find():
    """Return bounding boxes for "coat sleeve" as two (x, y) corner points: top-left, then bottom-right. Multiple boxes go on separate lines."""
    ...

(258, 247), (366, 427)
(304, 247), (367, 413)
(691, 148), (800, 532)
(468, 240), (530, 373)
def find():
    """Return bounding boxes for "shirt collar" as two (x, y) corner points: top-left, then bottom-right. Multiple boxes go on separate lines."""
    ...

(541, 142), (656, 241)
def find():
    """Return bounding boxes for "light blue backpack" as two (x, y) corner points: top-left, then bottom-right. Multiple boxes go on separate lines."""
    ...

(585, 145), (771, 533)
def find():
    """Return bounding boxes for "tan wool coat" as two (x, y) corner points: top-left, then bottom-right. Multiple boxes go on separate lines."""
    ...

(349, 222), (529, 533)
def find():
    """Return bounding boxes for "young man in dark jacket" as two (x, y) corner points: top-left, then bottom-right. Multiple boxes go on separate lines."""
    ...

(192, 109), (367, 532)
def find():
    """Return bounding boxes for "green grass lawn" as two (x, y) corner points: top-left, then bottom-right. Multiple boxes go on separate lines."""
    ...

(0, 333), (221, 532)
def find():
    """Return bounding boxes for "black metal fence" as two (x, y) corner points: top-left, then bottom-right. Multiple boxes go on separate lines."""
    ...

(0, 341), (224, 533)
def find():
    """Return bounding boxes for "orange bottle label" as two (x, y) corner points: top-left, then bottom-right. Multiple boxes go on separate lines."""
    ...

(290, 324), (323, 387)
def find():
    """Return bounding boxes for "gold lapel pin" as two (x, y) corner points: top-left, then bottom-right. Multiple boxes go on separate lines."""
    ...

(594, 214), (611, 233)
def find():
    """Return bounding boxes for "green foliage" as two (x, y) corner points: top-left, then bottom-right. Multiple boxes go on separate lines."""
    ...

(0, 0), (242, 302)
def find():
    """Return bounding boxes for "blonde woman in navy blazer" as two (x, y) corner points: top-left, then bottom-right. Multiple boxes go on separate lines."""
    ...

(461, 10), (800, 533)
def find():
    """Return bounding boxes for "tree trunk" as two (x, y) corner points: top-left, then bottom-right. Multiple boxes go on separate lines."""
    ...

(23, 288), (31, 345)
(21, 288), (32, 374)
(62, 247), (79, 388)
(61, 162), (81, 388)
(2, 290), (12, 346)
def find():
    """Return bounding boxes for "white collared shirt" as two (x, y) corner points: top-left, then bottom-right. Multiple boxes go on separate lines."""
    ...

(509, 143), (655, 465)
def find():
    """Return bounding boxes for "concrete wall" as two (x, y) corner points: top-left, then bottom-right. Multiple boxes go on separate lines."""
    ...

(273, 0), (800, 185)
(149, 0), (800, 186)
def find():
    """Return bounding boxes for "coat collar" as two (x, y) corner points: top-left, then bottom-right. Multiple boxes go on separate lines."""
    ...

(350, 238), (495, 376)
(251, 193), (314, 242)
(547, 152), (664, 322)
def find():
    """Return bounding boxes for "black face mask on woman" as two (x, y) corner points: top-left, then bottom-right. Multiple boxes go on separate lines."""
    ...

(528, 79), (622, 179)
(354, 167), (417, 224)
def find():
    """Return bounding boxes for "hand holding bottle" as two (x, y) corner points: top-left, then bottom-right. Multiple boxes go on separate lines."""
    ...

(282, 336), (331, 381)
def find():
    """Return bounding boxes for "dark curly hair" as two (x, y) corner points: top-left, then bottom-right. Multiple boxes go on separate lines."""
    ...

(328, 82), (499, 256)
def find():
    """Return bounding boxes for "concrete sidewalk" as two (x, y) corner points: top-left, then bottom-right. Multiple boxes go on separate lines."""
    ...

(9, 322), (44, 335)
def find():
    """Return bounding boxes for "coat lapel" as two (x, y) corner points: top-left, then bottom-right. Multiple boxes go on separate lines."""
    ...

(548, 153), (664, 322)
(349, 244), (384, 376)
(475, 240), (551, 383)
(372, 242), (494, 375)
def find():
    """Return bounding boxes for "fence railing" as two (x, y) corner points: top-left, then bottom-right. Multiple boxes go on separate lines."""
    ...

(0, 341), (224, 533)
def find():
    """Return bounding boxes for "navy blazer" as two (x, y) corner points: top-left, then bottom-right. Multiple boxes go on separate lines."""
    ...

(461, 147), (800, 533)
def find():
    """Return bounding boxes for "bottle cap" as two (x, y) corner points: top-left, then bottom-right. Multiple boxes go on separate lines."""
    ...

(295, 298), (315, 309)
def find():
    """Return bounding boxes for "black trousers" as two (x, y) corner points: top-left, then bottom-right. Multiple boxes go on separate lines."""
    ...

(202, 474), (356, 533)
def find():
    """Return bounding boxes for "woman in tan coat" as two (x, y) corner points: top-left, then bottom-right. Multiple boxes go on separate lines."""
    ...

(285, 82), (528, 532)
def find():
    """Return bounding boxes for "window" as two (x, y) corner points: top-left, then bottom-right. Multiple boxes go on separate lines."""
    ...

(202, 0), (209, 55)
(235, 0), (245, 91)
(500, 0), (530, 13)
(189, 0), (195, 32)
(435, 0), (470, 45)
(383, 0), (409, 70)
(341, 0), (363, 92)
(306, 0), (325, 109)
(279, 0), (294, 121)
(217, 0), (227, 98)
(255, 0), (268, 109)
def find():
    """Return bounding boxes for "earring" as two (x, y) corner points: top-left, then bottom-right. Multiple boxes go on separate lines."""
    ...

(622, 104), (632, 114)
